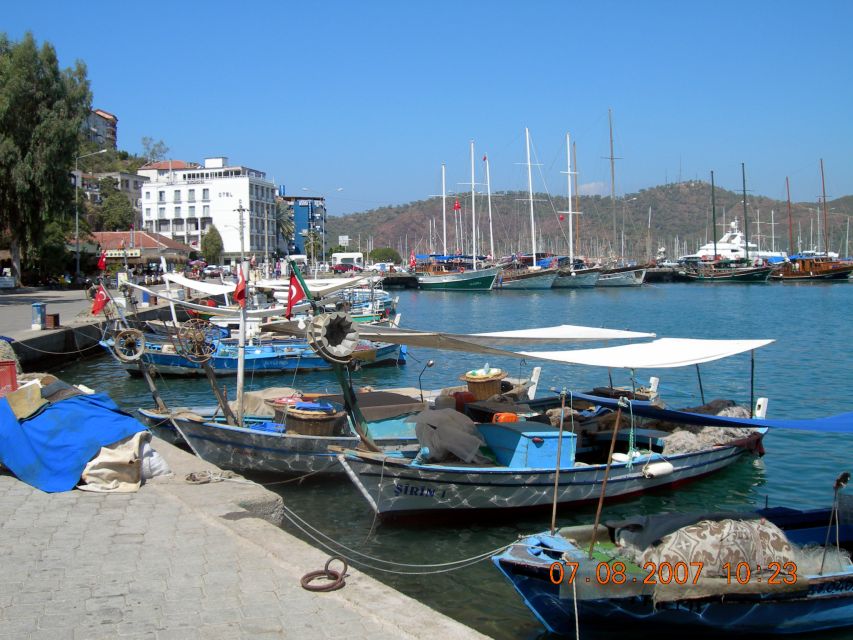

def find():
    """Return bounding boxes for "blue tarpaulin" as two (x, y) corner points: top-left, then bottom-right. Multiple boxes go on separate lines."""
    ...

(0, 393), (146, 493)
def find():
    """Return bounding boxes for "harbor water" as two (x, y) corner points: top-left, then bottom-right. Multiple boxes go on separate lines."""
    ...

(55, 282), (853, 639)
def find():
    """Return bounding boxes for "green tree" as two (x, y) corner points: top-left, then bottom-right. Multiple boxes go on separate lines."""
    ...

(369, 247), (402, 263)
(141, 136), (169, 162)
(99, 192), (134, 231)
(201, 225), (223, 264)
(0, 32), (91, 283)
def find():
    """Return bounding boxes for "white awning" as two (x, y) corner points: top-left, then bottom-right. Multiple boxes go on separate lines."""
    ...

(519, 338), (774, 369)
(470, 325), (655, 344)
(163, 273), (235, 296)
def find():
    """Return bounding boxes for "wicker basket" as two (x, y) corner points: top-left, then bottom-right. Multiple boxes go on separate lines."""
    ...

(459, 369), (507, 401)
(268, 403), (348, 436)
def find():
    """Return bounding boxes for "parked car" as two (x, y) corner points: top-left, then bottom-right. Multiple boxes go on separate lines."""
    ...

(331, 263), (363, 273)
(368, 262), (397, 273)
(202, 266), (222, 277)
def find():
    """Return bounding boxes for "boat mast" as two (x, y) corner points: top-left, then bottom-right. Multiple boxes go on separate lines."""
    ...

(572, 140), (580, 256)
(484, 154), (495, 259)
(608, 108), (617, 259)
(441, 163), (447, 256)
(711, 171), (718, 259)
(561, 132), (575, 264)
(525, 127), (536, 263)
(820, 158), (829, 256)
(741, 163), (750, 261)
(785, 177), (794, 255)
(236, 260), (247, 427)
(470, 140), (477, 270)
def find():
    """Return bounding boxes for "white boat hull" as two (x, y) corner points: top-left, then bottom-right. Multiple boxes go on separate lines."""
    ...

(339, 442), (755, 516)
(552, 269), (601, 288)
(597, 268), (646, 287)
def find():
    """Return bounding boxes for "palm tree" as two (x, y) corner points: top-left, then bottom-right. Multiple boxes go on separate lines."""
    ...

(275, 201), (294, 248)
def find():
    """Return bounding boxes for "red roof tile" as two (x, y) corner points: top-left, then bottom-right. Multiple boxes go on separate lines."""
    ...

(89, 231), (192, 252)
(139, 160), (200, 170)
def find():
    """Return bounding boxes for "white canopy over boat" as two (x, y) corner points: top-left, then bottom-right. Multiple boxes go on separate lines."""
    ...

(520, 337), (774, 369)
(163, 273), (235, 296)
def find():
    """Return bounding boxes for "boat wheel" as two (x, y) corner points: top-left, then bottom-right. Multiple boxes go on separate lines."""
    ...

(177, 318), (220, 363)
(113, 329), (146, 362)
(307, 312), (359, 364)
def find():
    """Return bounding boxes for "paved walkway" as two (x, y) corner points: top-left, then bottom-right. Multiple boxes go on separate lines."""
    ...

(0, 437), (486, 640)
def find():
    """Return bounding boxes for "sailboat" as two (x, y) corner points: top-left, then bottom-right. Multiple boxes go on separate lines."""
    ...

(597, 109), (646, 287)
(553, 132), (601, 288)
(416, 147), (501, 291)
(495, 128), (560, 289)
(771, 163), (853, 282)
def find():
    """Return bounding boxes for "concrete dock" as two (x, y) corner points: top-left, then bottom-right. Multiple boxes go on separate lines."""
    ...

(0, 436), (487, 639)
(0, 286), (180, 370)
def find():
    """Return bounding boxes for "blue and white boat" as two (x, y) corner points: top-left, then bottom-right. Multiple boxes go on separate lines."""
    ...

(103, 334), (405, 377)
(493, 495), (853, 635)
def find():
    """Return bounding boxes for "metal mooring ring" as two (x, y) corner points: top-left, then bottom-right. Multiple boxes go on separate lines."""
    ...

(300, 556), (348, 592)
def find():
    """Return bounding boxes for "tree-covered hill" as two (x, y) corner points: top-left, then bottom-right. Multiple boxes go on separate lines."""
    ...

(326, 182), (853, 260)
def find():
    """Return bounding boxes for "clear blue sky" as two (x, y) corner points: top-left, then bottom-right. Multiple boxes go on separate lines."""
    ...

(6, 1), (852, 215)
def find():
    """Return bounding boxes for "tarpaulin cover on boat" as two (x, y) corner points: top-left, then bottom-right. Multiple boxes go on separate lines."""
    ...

(0, 393), (145, 492)
(570, 391), (853, 433)
(520, 338), (774, 368)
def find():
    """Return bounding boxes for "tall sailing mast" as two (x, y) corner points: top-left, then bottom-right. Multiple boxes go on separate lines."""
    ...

(741, 163), (750, 261)
(572, 140), (580, 256)
(484, 154), (495, 259)
(608, 108), (618, 258)
(820, 159), (829, 256)
(560, 132), (575, 265)
(525, 127), (537, 262)
(441, 163), (447, 255)
(470, 140), (477, 270)
(711, 170), (718, 259)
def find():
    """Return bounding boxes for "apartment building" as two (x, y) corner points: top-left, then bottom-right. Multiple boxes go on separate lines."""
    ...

(138, 157), (277, 260)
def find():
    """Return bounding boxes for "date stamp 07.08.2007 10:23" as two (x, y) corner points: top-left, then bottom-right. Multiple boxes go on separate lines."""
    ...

(548, 560), (799, 587)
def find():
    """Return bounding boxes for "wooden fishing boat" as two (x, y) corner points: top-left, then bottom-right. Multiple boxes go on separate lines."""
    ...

(416, 264), (500, 291)
(770, 254), (853, 281)
(334, 337), (775, 519)
(679, 261), (774, 283)
(138, 390), (426, 474)
(494, 482), (853, 635)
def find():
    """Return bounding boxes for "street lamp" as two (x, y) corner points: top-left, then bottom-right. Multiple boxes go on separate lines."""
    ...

(75, 148), (108, 277)
(418, 359), (435, 402)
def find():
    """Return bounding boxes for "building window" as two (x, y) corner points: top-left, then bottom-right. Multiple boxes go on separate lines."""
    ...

(202, 188), (210, 201)
(188, 189), (195, 202)
(158, 191), (165, 203)
(122, 179), (129, 189)
(145, 208), (151, 218)
(188, 206), (195, 217)
(174, 206), (181, 218)
(173, 189), (181, 203)
(145, 191), (150, 200)
(158, 207), (165, 219)
(203, 205), (210, 216)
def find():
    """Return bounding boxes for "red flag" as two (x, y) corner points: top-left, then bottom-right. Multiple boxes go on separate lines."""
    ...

(559, 214), (565, 221)
(409, 250), (416, 269)
(285, 274), (306, 319)
(234, 265), (246, 308)
(483, 155), (487, 162)
(453, 199), (461, 211)
(91, 285), (110, 315)
(97, 251), (107, 271)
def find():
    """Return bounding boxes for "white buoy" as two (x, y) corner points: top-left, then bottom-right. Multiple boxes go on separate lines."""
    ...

(643, 461), (675, 478)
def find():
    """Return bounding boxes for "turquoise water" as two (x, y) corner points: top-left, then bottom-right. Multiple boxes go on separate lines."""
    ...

(56, 282), (853, 639)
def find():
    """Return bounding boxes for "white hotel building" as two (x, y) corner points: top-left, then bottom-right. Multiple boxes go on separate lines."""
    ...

(138, 157), (277, 262)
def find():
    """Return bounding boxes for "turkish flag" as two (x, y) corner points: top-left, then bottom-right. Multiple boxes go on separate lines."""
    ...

(409, 250), (416, 269)
(453, 199), (461, 211)
(97, 251), (107, 271)
(285, 274), (306, 319)
(91, 285), (110, 315)
(234, 265), (247, 308)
